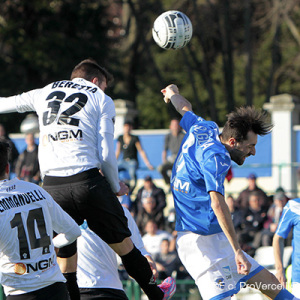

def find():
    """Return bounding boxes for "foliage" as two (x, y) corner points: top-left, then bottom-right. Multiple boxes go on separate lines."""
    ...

(1, 0), (300, 132)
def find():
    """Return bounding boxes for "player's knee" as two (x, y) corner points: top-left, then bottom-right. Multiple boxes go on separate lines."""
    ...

(57, 240), (77, 258)
(109, 237), (134, 256)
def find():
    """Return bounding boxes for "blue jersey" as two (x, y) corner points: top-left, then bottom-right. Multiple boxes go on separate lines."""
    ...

(276, 199), (300, 283)
(171, 111), (231, 235)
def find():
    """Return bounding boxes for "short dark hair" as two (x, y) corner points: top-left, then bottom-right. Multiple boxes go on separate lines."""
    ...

(221, 106), (273, 142)
(0, 141), (10, 177)
(70, 58), (113, 86)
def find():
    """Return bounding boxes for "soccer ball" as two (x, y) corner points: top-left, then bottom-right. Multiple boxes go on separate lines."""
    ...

(152, 10), (193, 50)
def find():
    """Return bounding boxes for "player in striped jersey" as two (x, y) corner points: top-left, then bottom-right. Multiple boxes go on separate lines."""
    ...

(0, 141), (81, 299)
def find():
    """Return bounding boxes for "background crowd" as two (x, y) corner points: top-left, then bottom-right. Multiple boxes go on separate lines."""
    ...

(1, 119), (293, 285)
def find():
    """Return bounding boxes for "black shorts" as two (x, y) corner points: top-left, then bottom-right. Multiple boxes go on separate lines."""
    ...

(79, 288), (128, 300)
(6, 282), (69, 300)
(43, 168), (131, 258)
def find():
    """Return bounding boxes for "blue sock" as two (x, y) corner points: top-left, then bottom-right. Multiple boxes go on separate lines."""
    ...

(274, 288), (295, 300)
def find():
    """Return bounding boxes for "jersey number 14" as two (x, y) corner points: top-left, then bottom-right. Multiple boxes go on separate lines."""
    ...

(10, 208), (51, 260)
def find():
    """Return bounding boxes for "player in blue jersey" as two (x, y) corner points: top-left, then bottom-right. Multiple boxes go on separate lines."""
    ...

(273, 199), (300, 297)
(161, 84), (299, 300)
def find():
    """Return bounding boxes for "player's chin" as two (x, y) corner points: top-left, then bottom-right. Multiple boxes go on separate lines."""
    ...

(235, 157), (246, 166)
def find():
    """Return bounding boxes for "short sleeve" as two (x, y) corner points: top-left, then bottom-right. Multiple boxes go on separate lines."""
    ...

(202, 154), (231, 195)
(133, 135), (140, 143)
(276, 204), (295, 239)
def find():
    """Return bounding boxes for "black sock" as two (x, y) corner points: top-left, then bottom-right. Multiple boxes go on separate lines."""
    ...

(121, 246), (164, 300)
(63, 272), (80, 300)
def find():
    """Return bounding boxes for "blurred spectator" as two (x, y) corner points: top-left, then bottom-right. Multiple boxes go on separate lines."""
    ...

(118, 193), (133, 212)
(0, 123), (19, 175)
(115, 120), (153, 193)
(15, 133), (40, 184)
(117, 170), (133, 211)
(142, 220), (174, 257)
(154, 239), (189, 280)
(136, 196), (165, 235)
(133, 175), (166, 217)
(261, 191), (288, 246)
(238, 191), (268, 255)
(236, 173), (270, 209)
(165, 208), (176, 235)
(225, 194), (242, 232)
(157, 119), (185, 185)
(269, 186), (290, 203)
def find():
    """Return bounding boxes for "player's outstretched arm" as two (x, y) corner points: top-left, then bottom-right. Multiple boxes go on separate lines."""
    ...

(209, 191), (251, 275)
(273, 233), (286, 287)
(0, 97), (18, 113)
(161, 84), (192, 116)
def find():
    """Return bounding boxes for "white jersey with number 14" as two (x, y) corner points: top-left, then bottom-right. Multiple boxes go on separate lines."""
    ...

(0, 178), (80, 296)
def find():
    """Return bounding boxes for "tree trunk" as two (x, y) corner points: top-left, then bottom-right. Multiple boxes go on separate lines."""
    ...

(244, 0), (253, 106)
(218, 0), (235, 113)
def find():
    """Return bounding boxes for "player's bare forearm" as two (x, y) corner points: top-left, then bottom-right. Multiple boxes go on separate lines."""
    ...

(140, 150), (153, 169)
(161, 84), (192, 116)
(273, 234), (286, 286)
(210, 191), (251, 275)
(273, 234), (285, 272)
(209, 191), (241, 252)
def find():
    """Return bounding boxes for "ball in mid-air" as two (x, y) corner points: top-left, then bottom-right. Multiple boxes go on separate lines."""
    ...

(152, 10), (193, 50)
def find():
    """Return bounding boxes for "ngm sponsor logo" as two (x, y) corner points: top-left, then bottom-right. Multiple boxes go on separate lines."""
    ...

(42, 129), (83, 146)
(14, 255), (56, 275)
(173, 178), (190, 194)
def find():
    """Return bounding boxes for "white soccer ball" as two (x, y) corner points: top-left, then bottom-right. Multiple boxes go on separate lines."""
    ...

(152, 10), (193, 50)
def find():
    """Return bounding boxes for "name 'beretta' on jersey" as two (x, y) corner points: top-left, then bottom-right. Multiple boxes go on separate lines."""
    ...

(5, 78), (116, 178)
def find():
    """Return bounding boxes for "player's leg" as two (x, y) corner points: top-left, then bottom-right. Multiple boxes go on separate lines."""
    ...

(109, 237), (176, 300)
(247, 268), (299, 299)
(43, 177), (83, 300)
(56, 243), (79, 300)
(56, 253), (78, 300)
(83, 174), (175, 300)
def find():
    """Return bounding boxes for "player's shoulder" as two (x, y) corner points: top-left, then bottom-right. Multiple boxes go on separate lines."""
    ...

(202, 139), (229, 160)
(185, 111), (218, 129)
(286, 199), (300, 214)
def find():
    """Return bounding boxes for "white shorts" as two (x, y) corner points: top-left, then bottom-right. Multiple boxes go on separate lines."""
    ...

(176, 231), (264, 300)
(292, 282), (300, 298)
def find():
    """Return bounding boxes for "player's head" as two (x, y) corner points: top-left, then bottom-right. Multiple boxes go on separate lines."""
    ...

(70, 58), (113, 91)
(169, 118), (181, 135)
(220, 106), (273, 165)
(0, 141), (10, 179)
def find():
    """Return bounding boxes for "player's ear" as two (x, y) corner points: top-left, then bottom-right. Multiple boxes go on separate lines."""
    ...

(91, 77), (98, 85)
(228, 137), (236, 147)
(5, 163), (9, 177)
